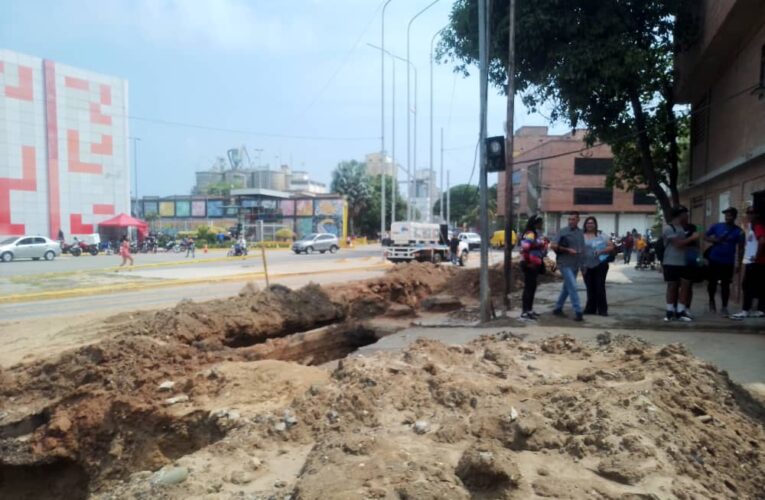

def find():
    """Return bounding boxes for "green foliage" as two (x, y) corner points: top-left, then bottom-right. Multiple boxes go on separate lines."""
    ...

(331, 160), (372, 234)
(439, 0), (691, 218)
(433, 184), (497, 229)
(199, 180), (244, 197)
(357, 174), (408, 238)
(194, 225), (218, 244)
(275, 228), (295, 241)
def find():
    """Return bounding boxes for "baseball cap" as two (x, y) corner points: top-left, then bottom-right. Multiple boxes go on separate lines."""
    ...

(670, 205), (688, 219)
(722, 207), (738, 217)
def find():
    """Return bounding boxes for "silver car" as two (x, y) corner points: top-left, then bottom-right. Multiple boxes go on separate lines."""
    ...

(292, 233), (340, 254)
(0, 235), (62, 262)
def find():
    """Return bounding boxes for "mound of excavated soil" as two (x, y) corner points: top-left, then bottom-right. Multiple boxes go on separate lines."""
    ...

(446, 260), (558, 300)
(83, 334), (764, 499)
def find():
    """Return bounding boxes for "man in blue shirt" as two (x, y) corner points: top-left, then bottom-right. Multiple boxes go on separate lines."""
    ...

(704, 207), (744, 316)
(550, 211), (585, 321)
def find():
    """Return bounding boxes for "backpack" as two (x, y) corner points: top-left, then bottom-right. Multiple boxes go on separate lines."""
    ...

(655, 236), (665, 263)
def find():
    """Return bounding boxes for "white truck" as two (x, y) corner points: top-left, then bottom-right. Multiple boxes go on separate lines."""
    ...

(383, 222), (468, 265)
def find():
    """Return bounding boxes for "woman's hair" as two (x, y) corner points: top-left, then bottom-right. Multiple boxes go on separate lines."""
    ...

(583, 216), (599, 234)
(524, 215), (542, 234)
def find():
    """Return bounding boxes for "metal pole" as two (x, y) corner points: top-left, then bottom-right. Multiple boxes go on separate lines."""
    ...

(429, 28), (444, 223)
(407, 0), (440, 221)
(440, 127), (444, 221)
(503, 0), (516, 312)
(446, 169), (451, 225)
(131, 137), (141, 213)
(391, 58), (397, 225)
(478, 0), (491, 323)
(381, 0), (392, 240)
(413, 69), (418, 220)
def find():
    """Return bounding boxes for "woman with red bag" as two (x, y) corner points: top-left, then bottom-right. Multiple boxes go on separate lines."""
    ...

(519, 215), (548, 321)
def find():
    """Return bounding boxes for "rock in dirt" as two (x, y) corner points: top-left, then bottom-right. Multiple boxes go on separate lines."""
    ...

(455, 443), (521, 495)
(157, 380), (175, 391)
(413, 420), (431, 434)
(163, 394), (189, 405)
(150, 466), (189, 486)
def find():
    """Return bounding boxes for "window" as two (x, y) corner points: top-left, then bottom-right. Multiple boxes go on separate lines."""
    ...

(574, 188), (613, 205)
(574, 158), (613, 175)
(633, 190), (656, 205)
(17, 238), (34, 245)
(511, 170), (522, 185)
(691, 94), (709, 147)
(34, 237), (47, 244)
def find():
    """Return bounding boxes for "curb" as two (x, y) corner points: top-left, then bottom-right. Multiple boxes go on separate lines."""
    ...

(0, 262), (391, 304)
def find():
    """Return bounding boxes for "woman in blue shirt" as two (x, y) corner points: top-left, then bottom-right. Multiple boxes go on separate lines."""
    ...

(704, 207), (744, 316)
(582, 216), (615, 316)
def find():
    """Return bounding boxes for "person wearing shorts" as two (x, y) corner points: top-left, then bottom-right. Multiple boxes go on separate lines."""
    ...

(662, 206), (695, 322)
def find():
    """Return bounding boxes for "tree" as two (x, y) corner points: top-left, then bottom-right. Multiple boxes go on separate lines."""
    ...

(357, 174), (408, 238)
(439, 0), (696, 219)
(433, 183), (497, 229)
(330, 160), (371, 234)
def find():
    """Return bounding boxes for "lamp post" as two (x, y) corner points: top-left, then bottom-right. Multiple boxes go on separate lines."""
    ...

(130, 136), (141, 215)
(368, 43), (415, 224)
(430, 26), (446, 222)
(407, 0), (440, 221)
(380, 0), (393, 239)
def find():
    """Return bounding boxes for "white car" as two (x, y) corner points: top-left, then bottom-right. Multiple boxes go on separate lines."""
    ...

(0, 235), (62, 262)
(459, 232), (482, 250)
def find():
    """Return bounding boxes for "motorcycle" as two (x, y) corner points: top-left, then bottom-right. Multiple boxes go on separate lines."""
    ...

(227, 241), (248, 257)
(78, 241), (99, 256)
(60, 241), (83, 257)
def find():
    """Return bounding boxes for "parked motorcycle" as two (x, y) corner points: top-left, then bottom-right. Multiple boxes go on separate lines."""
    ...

(227, 241), (248, 257)
(60, 241), (83, 257)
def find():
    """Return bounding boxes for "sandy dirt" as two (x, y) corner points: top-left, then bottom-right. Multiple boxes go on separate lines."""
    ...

(1, 263), (763, 499)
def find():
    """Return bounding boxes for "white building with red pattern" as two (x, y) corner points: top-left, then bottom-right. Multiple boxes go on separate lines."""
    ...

(0, 49), (129, 239)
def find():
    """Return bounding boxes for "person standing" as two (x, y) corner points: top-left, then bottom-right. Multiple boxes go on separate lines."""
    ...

(519, 216), (547, 320)
(622, 232), (634, 264)
(185, 237), (196, 258)
(704, 207), (745, 316)
(635, 235), (647, 268)
(731, 206), (765, 320)
(449, 233), (460, 265)
(662, 206), (695, 322)
(582, 216), (615, 316)
(551, 211), (585, 321)
(118, 236), (133, 268)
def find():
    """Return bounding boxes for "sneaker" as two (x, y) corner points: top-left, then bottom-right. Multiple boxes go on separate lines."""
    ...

(720, 307), (730, 317)
(676, 310), (693, 322)
(574, 312), (583, 322)
(682, 310), (694, 320)
(529, 311), (541, 319)
(664, 311), (675, 322)
(552, 309), (565, 317)
(730, 311), (749, 320)
(520, 312), (536, 321)
(750, 311), (765, 318)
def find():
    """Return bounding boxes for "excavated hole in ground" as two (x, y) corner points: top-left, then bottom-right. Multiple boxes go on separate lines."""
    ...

(0, 460), (89, 500)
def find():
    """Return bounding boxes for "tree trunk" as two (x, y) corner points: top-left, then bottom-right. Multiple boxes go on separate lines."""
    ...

(628, 88), (673, 221)
(662, 80), (681, 206)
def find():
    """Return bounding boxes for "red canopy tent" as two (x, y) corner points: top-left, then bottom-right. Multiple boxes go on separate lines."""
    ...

(98, 213), (149, 240)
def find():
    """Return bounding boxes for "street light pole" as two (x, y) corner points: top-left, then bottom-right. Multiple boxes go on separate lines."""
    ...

(407, 0), (440, 221)
(130, 137), (141, 215)
(478, 0), (491, 323)
(381, 0), (393, 239)
(429, 26), (445, 223)
(503, 0), (517, 312)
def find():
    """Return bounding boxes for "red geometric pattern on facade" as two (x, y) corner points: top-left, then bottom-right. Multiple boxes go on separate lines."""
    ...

(0, 146), (37, 235)
(69, 213), (94, 234)
(67, 130), (103, 174)
(2, 64), (34, 101)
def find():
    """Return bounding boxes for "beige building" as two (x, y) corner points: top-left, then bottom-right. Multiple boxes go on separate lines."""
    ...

(676, 0), (765, 222)
(498, 127), (656, 235)
(365, 152), (397, 177)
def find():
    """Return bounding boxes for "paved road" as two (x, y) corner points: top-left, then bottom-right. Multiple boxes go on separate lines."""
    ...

(0, 244), (383, 277)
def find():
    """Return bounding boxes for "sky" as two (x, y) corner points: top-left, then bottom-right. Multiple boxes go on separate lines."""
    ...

(0, 0), (566, 198)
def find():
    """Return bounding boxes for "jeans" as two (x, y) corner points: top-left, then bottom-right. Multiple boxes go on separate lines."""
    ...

(583, 262), (609, 315)
(623, 247), (632, 264)
(635, 250), (643, 266)
(555, 266), (582, 314)
(521, 262), (539, 313)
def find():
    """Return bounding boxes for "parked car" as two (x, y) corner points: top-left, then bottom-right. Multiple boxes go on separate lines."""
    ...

(458, 232), (482, 250)
(292, 233), (340, 254)
(0, 235), (62, 262)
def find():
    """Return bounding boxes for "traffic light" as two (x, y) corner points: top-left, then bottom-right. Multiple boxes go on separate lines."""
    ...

(486, 136), (506, 173)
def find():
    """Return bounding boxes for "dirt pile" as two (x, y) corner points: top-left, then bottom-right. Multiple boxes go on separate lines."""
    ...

(446, 260), (558, 300)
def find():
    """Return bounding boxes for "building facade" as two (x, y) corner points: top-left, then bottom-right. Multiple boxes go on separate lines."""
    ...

(365, 152), (397, 177)
(676, 0), (765, 223)
(0, 49), (130, 239)
(498, 128), (656, 236)
(135, 190), (347, 240)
